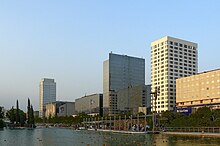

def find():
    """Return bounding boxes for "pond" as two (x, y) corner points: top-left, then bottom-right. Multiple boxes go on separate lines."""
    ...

(0, 128), (220, 146)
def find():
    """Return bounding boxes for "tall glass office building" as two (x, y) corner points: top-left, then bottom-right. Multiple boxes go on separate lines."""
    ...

(103, 53), (145, 115)
(39, 78), (56, 117)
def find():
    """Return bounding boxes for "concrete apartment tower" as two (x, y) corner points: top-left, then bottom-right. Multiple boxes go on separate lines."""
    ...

(151, 36), (198, 113)
(103, 52), (145, 115)
(39, 78), (56, 118)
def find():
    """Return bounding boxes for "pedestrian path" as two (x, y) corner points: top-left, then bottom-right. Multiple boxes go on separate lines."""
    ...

(163, 131), (220, 137)
(96, 129), (160, 134)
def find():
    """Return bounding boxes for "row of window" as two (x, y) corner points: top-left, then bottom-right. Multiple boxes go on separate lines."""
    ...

(152, 58), (197, 65)
(181, 77), (220, 83)
(152, 41), (196, 51)
(169, 45), (196, 52)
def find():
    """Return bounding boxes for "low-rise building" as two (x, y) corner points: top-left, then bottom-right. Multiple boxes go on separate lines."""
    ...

(75, 94), (103, 116)
(57, 102), (75, 117)
(45, 101), (75, 117)
(176, 69), (220, 114)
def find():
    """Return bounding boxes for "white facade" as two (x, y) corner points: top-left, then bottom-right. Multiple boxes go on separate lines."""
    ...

(151, 36), (198, 112)
(103, 53), (145, 114)
(39, 78), (56, 117)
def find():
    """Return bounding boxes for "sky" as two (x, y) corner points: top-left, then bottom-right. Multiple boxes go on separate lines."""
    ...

(0, 0), (220, 111)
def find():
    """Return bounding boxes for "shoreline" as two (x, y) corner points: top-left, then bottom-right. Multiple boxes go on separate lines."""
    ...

(163, 131), (220, 137)
(81, 128), (220, 137)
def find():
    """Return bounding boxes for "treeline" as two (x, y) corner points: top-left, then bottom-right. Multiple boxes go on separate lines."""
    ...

(0, 107), (4, 128)
(35, 113), (91, 125)
(160, 107), (220, 127)
(1, 98), (35, 128)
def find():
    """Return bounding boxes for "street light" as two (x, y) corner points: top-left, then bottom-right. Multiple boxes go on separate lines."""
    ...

(150, 86), (160, 133)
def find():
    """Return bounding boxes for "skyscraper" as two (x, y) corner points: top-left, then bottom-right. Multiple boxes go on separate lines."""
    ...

(103, 52), (145, 115)
(39, 78), (56, 118)
(151, 36), (198, 112)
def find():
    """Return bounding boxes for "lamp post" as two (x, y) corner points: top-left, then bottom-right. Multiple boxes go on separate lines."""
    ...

(150, 87), (160, 133)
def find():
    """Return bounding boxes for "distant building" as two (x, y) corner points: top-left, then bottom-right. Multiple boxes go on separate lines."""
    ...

(75, 94), (103, 116)
(176, 69), (220, 114)
(151, 36), (198, 113)
(57, 102), (75, 117)
(117, 85), (149, 115)
(103, 53), (145, 115)
(34, 111), (39, 118)
(45, 102), (61, 118)
(145, 85), (152, 114)
(39, 78), (56, 118)
(45, 101), (75, 117)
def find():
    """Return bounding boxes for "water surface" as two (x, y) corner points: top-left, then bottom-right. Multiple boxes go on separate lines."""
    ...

(0, 128), (220, 146)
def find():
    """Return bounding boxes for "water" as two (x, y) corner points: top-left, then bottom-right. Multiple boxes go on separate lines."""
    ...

(1, 128), (220, 146)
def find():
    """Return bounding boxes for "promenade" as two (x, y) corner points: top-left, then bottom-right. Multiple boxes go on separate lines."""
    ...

(94, 128), (220, 137)
(164, 131), (220, 137)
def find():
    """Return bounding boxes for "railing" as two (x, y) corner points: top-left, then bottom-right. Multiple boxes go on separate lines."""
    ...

(165, 127), (220, 133)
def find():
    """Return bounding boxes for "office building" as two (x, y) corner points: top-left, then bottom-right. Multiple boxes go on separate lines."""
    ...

(151, 36), (198, 112)
(103, 53), (145, 115)
(57, 102), (75, 117)
(75, 94), (103, 116)
(117, 85), (151, 115)
(176, 69), (220, 113)
(39, 78), (56, 118)
(145, 84), (152, 114)
(45, 101), (75, 117)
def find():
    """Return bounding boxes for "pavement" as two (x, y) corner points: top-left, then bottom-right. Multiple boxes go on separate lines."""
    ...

(163, 131), (220, 137)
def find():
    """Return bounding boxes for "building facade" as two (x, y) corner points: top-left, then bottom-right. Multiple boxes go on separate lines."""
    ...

(103, 53), (145, 115)
(39, 78), (56, 118)
(117, 85), (150, 115)
(57, 102), (75, 117)
(75, 94), (103, 116)
(151, 36), (198, 112)
(176, 69), (220, 110)
(45, 101), (74, 117)
(145, 84), (152, 114)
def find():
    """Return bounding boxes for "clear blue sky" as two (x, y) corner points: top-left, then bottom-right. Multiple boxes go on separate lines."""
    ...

(0, 0), (220, 111)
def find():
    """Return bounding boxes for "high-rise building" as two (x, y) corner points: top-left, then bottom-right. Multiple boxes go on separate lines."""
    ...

(39, 78), (56, 118)
(103, 52), (145, 115)
(151, 36), (198, 112)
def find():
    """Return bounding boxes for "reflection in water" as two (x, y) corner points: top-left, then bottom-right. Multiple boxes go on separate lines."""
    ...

(1, 128), (220, 146)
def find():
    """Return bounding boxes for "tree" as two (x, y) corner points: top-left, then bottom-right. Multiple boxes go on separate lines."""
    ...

(192, 107), (212, 126)
(6, 106), (16, 124)
(27, 98), (31, 125)
(16, 100), (20, 124)
(29, 105), (35, 127)
(0, 119), (4, 128)
(6, 107), (26, 126)
(0, 106), (4, 128)
(0, 106), (4, 119)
